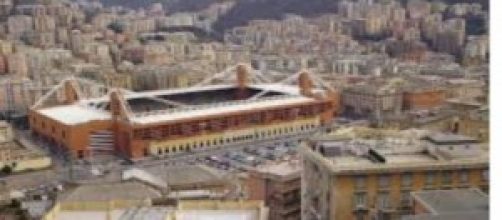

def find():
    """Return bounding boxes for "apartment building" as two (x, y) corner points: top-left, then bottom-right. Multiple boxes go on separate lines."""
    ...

(299, 132), (489, 220)
(0, 121), (51, 173)
(246, 159), (301, 220)
(341, 81), (403, 121)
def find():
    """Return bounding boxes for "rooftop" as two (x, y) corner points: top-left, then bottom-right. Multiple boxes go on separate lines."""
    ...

(403, 188), (489, 220)
(143, 165), (229, 190)
(37, 84), (316, 125)
(300, 130), (488, 174)
(425, 133), (479, 145)
(61, 182), (162, 202)
(174, 210), (260, 220)
(253, 159), (301, 180)
(411, 188), (489, 214)
(163, 165), (228, 189)
(37, 104), (112, 126)
(44, 200), (268, 220)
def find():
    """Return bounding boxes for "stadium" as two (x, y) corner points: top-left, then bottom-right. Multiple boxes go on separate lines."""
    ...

(28, 64), (340, 159)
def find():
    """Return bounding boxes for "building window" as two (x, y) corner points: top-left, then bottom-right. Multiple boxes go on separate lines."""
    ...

(400, 190), (412, 208)
(355, 176), (367, 191)
(482, 169), (489, 182)
(158, 149), (162, 155)
(459, 170), (469, 185)
(401, 173), (413, 188)
(442, 171), (452, 186)
(355, 213), (366, 220)
(378, 175), (390, 189)
(353, 192), (367, 210)
(77, 150), (84, 159)
(425, 172), (436, 188)
(376, 192), (390, 209)
(62, 131), (66, 138)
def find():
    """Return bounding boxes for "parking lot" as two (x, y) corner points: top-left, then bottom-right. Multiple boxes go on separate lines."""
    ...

(193, 141), (299, 173)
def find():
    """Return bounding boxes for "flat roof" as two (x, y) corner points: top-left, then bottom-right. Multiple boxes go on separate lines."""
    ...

(175, 210), (259, 220)
(164, 165), (226, 188)
(37, 104), (111, 125)
(120, 207), (174, 220)
(301, 132), (489, 174)
(144, 165), (227, 189)
(402, 212), (488, 220)
(425, 133), (478, 145)
(50, 208), (261, 220)
(254, 159), (301, 178)
(51, 210), (126, 220)
(411, 188), (489, 214)
(61, 182), (162, 202)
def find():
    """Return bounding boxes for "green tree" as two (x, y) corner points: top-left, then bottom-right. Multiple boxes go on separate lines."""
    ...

(1, 165), (12, 175)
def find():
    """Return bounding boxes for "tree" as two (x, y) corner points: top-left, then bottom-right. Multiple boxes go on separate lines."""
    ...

(107, 21), (126, 33)
(1, 165), (12, 175)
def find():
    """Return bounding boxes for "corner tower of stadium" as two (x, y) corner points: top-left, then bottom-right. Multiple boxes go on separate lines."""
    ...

(28, 64), (340, 159)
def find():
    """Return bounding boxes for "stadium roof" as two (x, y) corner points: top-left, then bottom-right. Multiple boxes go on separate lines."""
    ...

(36, 83), (318, 125)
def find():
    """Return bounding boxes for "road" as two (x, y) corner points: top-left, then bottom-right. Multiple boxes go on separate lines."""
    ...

(8, 126), (328, 185)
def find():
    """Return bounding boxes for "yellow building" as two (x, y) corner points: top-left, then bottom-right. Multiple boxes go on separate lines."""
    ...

(456, 107), (489, 143)
(101, 72), (133, 90)
(0, 121), (13, 143)
(43, 199), (269, 220)
(0, 140), (52, 173)
(299, 131), (489, 220)
(0, 121), (51, 172)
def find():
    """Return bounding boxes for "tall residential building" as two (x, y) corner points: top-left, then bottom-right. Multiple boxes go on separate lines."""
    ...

(6, 52), (28, 78)
(6, 15), (33, 38)
(341, 80), (403, 121)
(299, 132), (489, 220)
